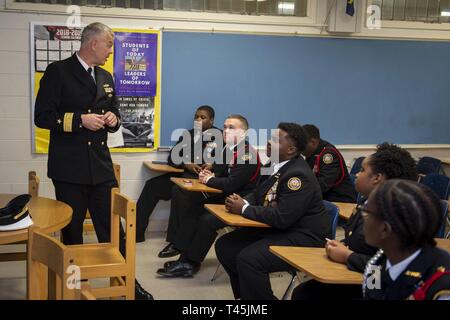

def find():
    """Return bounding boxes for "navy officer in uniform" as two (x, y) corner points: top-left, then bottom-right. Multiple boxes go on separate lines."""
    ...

(215, 122), (331, 300)
(156, 114), (261, 277)
(136, 105), (220, 243)
(302, 124), (356, 203)
(34, 22), (152, 300)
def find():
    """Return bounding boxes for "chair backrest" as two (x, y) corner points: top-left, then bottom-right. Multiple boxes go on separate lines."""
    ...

(436, 200), (449, 238)
(323, 200), (339, 240)
(350, 157), (365, 176)
(28, 171), (40, 198)
(420, 173), (450, 200)
(27, 226), (77, 300)
(110, 188), (136, 268)
(79, 283), (96, 300)
(416, 156), (442, 175)
(113, 163), (120, 189)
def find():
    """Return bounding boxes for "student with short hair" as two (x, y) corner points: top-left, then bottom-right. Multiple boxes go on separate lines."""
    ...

(302, 124), (357, 203)
(215, 123), (331, 300)
(292, 142), (418, 300)
(362, 179), (450, 300)
(156, 114), (261, 277)
(136, 105), (219, 243)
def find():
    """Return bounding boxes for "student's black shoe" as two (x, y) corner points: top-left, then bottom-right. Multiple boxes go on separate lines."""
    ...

(164, 260), (178, 269)
(158, 243), (180, 258)
(156, 261), (200, 278)
(135, 280), (153, 300)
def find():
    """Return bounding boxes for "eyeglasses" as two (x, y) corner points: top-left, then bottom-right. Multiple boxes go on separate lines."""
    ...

(357, 204), (379, 219)
(358, 204), (392, 229)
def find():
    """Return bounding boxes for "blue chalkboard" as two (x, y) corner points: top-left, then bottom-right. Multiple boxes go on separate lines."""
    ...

(160, 32), (450, 146)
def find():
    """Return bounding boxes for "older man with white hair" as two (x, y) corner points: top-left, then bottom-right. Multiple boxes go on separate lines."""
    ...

(34, 22), (152, 300)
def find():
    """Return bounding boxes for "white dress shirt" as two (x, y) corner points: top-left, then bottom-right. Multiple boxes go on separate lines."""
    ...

(76, 52), (95, 83)
(241, 160), (289, 214)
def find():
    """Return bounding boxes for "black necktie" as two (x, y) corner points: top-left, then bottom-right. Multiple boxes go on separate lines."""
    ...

(87, 67), (95, 83)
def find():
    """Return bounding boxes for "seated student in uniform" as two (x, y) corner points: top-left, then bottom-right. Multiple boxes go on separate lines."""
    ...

(362, 179), (450, 300)
(136, 105), (219, 243)
(291, 142), (418, 300)
(215, 123), (331, 300)
(302, 124), (357, 203)
(156, 114), (261, 277)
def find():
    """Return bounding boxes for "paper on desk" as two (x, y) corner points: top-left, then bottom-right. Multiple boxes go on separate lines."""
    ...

(107, 127), (124, 148)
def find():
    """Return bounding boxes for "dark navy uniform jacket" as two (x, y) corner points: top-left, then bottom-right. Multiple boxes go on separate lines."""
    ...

(305, 139), (357, 203)
(365, 246), (450, 300)
(168, 127), (221, 168)
(242, 156), (331, 244)
(34, 54), (121, 185)
(343, 204), (378, 273)
(206, 141), (261, 198)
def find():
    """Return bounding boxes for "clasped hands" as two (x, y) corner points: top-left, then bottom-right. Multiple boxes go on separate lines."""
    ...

(325, 238), (354, 264)
(81, 112), (117, 131)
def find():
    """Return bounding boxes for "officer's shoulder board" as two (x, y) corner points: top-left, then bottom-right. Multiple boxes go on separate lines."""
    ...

(286, 176), (303, 191)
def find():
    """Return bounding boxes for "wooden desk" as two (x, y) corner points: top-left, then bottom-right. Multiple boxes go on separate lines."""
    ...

(170, 177), (222, 194)
(205, 204), (270, 228)
(0, 194), (72, 245)
(436, 238), (450, 252)
(333, 202), (356, 221)
(270, 239), (449, 287)
(143, 161), (184, 174)
(269, 246), (363, 285)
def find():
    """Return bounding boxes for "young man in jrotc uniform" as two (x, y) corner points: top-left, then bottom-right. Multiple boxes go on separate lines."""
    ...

(34, 22), (152, 300)
(156, 114), (261, 277)
(136, 105), (219, 243)
(302, 124), (357, 203)
(215, 123), (331, 300)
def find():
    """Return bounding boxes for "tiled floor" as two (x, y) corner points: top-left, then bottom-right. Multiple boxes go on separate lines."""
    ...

(0, 230), (309, 300)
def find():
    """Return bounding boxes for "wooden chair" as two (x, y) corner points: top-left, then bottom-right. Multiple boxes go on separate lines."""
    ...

(84, 163), (121, 234)
(80, 282), (96, 300)
(28, 188), (136, 300)
(0, 171), (40, 263)
(28, 171), (40, 198)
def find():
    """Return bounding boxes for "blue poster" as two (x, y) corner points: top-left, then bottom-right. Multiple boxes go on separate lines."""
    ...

(113, 32), (158, 97)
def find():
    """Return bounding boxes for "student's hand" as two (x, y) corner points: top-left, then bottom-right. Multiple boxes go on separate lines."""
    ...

(199, 170), (214, 183)
(225, 194), (245, 214)
(103, 111), (118, 128)
(81, 114), (105, 131)
(184, 164), (202, 174)
(325, 240), (353, 264)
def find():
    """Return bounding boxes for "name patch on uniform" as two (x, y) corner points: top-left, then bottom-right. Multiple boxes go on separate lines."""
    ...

(287, 177), (302, 191)
(323, 153), (334, 164)
(405, 270), (422, 278)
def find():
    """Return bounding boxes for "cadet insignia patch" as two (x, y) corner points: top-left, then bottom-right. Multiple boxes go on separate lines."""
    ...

(287, 177), (302, 191)
(323, 153), (334, 164)
(241, 153), (253, 162)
